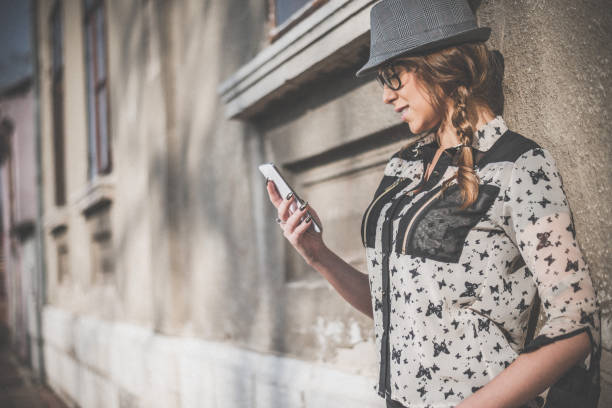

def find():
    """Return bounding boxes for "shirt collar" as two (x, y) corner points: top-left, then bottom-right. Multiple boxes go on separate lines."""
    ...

(472, 115), (508, 152)
(414, 115), (508, 153)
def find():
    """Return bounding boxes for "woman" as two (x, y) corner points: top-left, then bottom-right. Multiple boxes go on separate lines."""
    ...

(265, 1), (600, 407)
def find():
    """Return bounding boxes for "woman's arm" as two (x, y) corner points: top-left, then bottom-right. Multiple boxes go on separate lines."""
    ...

(457, 330), (592, 408)
(308, 245), (373, 319)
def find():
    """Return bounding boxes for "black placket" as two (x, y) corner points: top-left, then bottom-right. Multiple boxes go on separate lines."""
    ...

(378, 199), (405, 397)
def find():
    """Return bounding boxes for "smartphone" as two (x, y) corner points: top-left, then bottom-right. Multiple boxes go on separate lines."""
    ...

(258, 163), (322, 233)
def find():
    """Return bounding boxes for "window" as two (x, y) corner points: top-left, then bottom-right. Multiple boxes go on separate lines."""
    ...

(83, 0), (112, 179)
(268, 0), (329, 41)
(50, 1), (66, 205)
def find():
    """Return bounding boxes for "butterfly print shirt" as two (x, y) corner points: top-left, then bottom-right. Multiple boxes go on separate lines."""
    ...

(361, 116), (601, 408)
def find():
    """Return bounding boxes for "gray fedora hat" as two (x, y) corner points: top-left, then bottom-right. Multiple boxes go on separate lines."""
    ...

(355, 0), (491, 77)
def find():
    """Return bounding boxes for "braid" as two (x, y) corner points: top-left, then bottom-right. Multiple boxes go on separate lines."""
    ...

(442, 85), (480, 208)
(394, 42), (497, 209)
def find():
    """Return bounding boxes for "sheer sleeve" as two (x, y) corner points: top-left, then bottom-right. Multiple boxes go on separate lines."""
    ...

(498, 147), (601, 369)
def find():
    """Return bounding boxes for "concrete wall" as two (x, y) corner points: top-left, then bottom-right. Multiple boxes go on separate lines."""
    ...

(33, 0), (611, 407)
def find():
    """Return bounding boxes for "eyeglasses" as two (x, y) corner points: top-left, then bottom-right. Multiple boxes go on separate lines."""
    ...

(376, 63), (402, 90)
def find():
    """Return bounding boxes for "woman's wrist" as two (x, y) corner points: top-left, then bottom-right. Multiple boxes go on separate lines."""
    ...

(305, 240), (330, 268)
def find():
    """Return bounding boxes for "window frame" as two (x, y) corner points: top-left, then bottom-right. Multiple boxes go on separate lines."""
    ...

(83, 0), (112, 179)
(268, 0), (329, 42)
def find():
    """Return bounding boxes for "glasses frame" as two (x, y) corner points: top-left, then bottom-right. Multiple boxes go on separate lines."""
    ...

(376, 62), (403, 91)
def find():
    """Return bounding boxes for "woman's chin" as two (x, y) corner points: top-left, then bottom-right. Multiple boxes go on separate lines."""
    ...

(406, 119), (435, 136)
(406, 120), (421, 134)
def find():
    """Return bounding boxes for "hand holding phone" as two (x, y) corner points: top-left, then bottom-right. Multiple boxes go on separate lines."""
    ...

(258, 163), (322, 233)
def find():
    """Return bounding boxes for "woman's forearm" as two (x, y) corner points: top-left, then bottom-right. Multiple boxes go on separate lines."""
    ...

(308, 245), (373, 319)
(457, 330), (592, 408)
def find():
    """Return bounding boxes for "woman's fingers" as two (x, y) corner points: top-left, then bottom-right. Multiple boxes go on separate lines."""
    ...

(284, 201), (308, 235)
(277, 192), (295, 222)
(266, 178), (321, 241)
(293, 211), (313, 236)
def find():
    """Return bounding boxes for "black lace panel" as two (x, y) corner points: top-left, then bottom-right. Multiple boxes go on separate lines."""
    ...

(398, 184), (500, 262)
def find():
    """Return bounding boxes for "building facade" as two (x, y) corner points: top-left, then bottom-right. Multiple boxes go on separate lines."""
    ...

(0, 76), (45, 377)
(27, 0), (611, 407)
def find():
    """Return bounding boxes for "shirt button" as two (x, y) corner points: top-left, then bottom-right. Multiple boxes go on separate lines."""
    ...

(381, 290), (386, 296)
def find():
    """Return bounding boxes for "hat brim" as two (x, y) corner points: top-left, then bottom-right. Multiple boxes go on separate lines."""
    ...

(355, 26), (491, 78)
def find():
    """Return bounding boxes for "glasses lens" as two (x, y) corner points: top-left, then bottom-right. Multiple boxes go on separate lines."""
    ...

(388, 75), (401, 90)
(380, 65), (401, 90)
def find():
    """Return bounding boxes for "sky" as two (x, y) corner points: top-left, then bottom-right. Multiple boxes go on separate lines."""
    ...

(0, 0), (32, 91)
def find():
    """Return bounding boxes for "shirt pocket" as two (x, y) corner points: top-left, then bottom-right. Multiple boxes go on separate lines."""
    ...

(395, 183), (500, 263)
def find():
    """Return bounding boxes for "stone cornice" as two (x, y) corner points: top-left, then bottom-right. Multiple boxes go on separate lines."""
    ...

(218, 0), (375, 120)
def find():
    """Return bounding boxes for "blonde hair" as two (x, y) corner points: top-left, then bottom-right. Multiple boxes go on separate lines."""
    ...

(395, 42), (499, 209)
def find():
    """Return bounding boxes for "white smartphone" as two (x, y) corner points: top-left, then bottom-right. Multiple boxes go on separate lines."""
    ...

(259, 163), (322, 233)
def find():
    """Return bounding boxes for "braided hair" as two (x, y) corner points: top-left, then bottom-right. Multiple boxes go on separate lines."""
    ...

(395, 42), (499, 209)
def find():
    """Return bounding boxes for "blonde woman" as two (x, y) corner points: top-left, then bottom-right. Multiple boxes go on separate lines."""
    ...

(265, 1), (600, 407)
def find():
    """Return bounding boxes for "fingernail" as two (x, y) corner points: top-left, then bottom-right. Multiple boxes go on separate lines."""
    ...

(286, 192), (293, 200)
(266, 177), (271, 185)
(299, 201), (308, 211)
(304, 215), (312, 223)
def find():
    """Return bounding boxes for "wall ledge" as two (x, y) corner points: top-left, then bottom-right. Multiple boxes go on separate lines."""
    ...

(217, 0), (375, 120)
(73, 174), (116, 217)
(44, 206), (69, 235)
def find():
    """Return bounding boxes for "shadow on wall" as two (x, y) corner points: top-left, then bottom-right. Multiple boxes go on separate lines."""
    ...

(109, 0), (274, 362)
